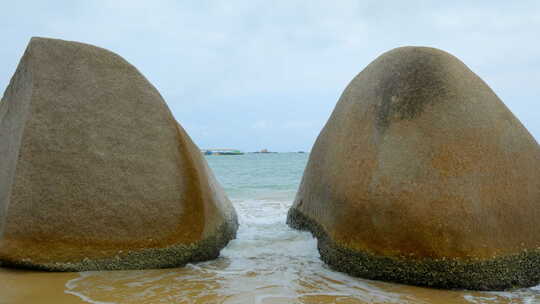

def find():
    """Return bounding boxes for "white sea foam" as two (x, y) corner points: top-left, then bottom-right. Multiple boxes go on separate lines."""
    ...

(64, 199), (413, 303)
(65, 272), (116, 304)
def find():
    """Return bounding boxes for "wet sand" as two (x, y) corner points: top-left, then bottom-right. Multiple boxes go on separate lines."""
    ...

(0, 267), (82, 304)
(2, 265), (540, 304)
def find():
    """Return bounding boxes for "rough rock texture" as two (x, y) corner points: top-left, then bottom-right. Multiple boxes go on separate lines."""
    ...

(287, 46), (540, 290)
(0, 37), (238, 271)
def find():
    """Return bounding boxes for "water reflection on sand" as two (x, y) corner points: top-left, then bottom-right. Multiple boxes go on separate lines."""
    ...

(62, 261), (540, 304)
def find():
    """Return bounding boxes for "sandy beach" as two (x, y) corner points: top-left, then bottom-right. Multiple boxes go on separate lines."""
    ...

(2, 265), (539, 304)
(0, 268), (82, 304)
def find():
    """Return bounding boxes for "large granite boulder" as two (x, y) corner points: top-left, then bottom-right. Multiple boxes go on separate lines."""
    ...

(287, 46), (540, 290)
(0, 37), (238, 271)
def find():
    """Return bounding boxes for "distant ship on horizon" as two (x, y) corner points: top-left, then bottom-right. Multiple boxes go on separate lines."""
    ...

(253, 148), (277, 154)
(202, 149), (244, 156)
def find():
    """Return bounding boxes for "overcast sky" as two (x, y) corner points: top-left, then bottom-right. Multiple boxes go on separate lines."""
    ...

(1, 1), (538, 151)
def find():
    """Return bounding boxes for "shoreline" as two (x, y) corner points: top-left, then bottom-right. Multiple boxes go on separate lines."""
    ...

(0, 267), (83, 304)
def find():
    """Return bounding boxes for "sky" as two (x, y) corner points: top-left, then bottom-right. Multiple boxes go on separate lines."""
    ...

(1, 1), (539, 152)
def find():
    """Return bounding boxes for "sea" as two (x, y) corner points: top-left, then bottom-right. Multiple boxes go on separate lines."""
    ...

(1, 152), (540, 304)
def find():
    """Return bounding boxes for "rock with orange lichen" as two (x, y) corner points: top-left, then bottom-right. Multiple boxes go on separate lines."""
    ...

(0, 37), (237, 271)
(287, 46), (540, 290)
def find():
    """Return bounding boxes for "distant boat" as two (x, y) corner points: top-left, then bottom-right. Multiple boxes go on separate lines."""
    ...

(201, 149), (244, 156)
(253, 148), (277, 154)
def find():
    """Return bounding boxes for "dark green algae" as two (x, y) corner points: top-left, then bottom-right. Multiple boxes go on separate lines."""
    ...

(287, 207), (540, 291)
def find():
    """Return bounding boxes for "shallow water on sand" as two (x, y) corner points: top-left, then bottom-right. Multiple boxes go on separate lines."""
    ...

(1, 153), (540, 303)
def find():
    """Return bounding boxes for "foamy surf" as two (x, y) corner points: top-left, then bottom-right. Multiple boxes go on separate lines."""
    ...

(64, 199), (415, 303)
(64, 197), (540, 304)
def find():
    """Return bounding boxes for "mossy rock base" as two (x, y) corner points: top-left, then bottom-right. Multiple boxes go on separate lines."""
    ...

(287, 208), (540, 291)
(0, 219), (238, 272)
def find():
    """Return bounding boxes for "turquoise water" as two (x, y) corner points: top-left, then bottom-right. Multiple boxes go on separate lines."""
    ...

(206, 152), (308, 201)
(63, 153), (540, 304)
